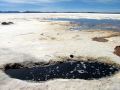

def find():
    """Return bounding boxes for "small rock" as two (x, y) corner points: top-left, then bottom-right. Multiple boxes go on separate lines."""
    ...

(1, 22), (14, 25)
(70, 55), (74, 58)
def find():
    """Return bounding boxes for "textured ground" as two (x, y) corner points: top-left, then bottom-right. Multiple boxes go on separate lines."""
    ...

(0, 13), (120, 90)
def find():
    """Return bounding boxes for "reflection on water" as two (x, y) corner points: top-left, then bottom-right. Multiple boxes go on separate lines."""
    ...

(49, 18), (120, 31)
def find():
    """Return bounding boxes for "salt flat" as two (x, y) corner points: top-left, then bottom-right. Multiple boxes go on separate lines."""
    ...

(0, 13), (120, 90)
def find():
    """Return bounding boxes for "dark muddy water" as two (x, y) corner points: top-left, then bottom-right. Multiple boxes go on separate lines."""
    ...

(4, 60), (119, 82)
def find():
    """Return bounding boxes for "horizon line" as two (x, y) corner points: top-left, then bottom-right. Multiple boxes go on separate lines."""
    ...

(0, 11), (120, 14)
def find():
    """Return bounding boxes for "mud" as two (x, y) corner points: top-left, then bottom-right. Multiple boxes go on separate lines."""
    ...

(3, 60), (119, 82)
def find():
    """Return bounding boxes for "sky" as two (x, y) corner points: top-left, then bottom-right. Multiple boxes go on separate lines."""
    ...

(0, 0), (120, 12)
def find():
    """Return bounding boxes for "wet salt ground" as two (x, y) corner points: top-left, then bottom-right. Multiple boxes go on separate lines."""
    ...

(49, 18), (120, 31)
(4, 60), (119, 82)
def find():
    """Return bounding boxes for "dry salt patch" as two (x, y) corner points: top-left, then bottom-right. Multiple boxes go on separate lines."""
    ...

(2, 60), (120, 82)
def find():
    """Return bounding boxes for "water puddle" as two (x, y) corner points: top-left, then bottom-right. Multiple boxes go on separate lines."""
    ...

(3, 60), (119, 82)
(49, 18), (120, 31)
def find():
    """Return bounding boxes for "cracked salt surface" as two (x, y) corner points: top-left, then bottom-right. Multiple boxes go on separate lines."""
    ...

(4, 60), (119, 82)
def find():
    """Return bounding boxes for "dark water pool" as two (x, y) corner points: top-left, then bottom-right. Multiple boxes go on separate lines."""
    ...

(49, 18), (120, 31)
(4, 60), (119, 82)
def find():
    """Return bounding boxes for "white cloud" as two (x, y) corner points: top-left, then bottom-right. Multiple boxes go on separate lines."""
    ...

(1, 0), (71, 4)
(1, 0), (119, 4)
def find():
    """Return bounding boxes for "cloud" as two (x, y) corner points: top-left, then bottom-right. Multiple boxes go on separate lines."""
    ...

(1, 0), (72, 4)
(1, 0), (119, 4)
(81, 0), (119, 3)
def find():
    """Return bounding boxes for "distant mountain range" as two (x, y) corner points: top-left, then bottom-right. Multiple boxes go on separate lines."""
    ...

(0, 11), (120, 14)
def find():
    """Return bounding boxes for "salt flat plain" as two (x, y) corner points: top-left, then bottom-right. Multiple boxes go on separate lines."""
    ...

(0, 13), (120, 90)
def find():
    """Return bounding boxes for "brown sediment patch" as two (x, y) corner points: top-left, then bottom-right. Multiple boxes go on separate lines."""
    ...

(92, 32), (120, 42)
(114, 46), (120, 57)
(103, 33), (120, 38)
(92, 37), (108, 42)
(84, 30), (114, 33)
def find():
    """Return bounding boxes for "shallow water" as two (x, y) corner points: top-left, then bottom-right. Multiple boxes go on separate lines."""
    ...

(49, 18), (120, 31)
(4, 61), (119, 82)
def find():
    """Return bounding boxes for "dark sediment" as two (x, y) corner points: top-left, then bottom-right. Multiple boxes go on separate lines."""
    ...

(92, 37), (108, 42)
(3, 60), (119, 82)
(1, 22), (14, 25)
